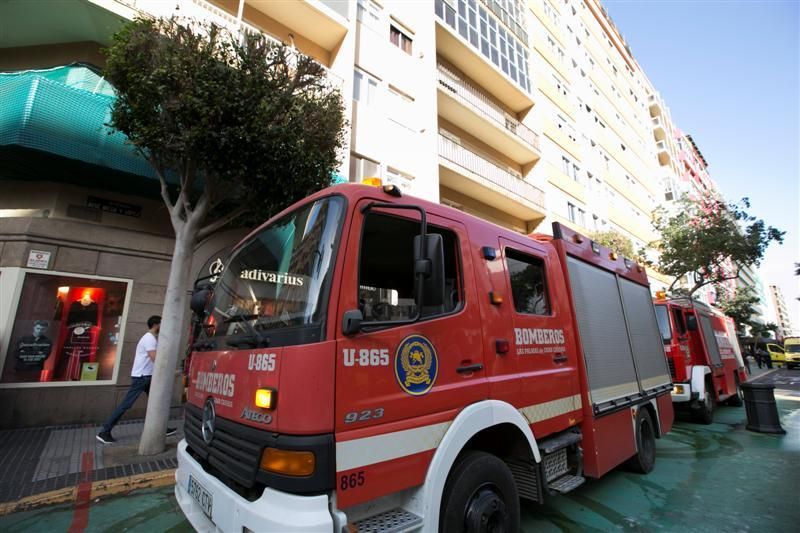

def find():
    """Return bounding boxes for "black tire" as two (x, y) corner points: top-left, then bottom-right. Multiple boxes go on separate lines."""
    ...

(727, 374), (744, 407)
(625, 408), (657, 474)
(695, 384), (715, 425)
(440, 451), (520, 533)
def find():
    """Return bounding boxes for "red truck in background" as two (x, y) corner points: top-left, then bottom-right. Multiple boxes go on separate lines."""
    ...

(654, 296), (747, 424)
(175, 183), (674, 532)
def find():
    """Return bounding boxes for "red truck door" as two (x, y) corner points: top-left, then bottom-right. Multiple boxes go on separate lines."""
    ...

(493, 237), (582, 437)
(333, 201), (488, 508)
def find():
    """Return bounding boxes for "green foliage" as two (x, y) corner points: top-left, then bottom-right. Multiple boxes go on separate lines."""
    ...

(650, 195), (784, 296)
(588, 230), (635, 259)
(104, 17), (345, 233)
(750, 322), (779, 339)
(717, 288), (762, 334)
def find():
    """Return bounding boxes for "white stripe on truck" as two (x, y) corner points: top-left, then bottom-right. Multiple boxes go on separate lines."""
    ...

(336, 395), (584, 472)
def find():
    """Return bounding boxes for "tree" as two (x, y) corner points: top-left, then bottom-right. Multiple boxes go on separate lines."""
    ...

(718, 288), (760, 335)
(588, 230), (635, 259)
(104, 17), (345, 454)
(649, 195), (783, 297)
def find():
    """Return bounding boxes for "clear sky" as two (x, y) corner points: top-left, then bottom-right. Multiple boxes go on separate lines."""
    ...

(604, 0), (799, 332)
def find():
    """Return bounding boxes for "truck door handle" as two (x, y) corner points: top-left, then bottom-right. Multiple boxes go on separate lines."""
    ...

(553, 354), (568, 364)
(457, 363), (484, 374)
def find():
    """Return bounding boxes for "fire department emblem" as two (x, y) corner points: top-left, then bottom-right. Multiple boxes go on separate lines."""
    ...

(394, 335), (438, 396)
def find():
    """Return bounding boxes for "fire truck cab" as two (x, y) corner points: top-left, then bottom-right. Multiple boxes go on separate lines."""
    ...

(175, 184), (673, 532)
(654, 297), (747, 424)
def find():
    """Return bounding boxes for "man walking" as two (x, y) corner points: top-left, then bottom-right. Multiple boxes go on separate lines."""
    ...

(97, 316), (175, 443)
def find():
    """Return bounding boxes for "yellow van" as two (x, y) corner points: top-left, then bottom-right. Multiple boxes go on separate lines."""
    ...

(767, 343), (786, 367)
(785, 337), (800, 370)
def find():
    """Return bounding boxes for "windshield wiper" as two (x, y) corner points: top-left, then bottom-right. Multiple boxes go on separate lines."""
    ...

(222, 314), (270, 348)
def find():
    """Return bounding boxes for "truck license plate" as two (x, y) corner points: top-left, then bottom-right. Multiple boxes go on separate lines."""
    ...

(188, 475), (213, 519)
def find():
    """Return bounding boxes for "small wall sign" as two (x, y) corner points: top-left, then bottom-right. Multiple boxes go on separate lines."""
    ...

(26, 250), (51, 269)
(86, 196), (142, 218)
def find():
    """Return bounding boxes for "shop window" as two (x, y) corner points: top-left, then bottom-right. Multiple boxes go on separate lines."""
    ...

(359, 213), (462, 323)
(506, 249), (550, 316)
(1, 273), (130, 385)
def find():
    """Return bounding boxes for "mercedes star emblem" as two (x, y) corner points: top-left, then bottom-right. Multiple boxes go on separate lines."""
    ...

(201, 398), (216, 444)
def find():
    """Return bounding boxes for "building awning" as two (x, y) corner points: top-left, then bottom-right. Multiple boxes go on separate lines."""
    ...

(0, 64), (156, 180)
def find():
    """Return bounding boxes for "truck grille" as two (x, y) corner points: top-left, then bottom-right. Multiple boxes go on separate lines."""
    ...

(667, 358), (676, 378)
(184, 403), (266, 489)
(184, 403), (335, 497)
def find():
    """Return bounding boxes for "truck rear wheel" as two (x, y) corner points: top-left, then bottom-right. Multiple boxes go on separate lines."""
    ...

(625, 408), (656, 474)
(440, 451), (520, 533)
(695, 387), (715, 425)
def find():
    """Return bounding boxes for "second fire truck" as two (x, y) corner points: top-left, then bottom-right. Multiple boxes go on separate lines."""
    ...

(654, 296), (747, 424)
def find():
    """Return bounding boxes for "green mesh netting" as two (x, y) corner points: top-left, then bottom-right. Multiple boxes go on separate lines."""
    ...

(0, 64), (155, 179)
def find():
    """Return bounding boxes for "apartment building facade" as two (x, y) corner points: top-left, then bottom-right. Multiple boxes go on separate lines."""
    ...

(768, 284), (795, 338)
(0, 0), (731, 426)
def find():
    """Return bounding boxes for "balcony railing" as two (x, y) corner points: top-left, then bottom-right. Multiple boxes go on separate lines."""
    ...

(438, 133), (545, 209)
(109, 0), (343, 88)
(113, 0), (260, 35)
(656, 140), (668, 152)
(437, 62), (540, 151)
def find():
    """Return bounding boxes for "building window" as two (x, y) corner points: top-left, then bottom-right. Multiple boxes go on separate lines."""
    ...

(390, 24), (413, 54)
(436, 0), (531, 93)
(567, 202), (576, 222)
(353, 69), (379, 105)
(385, 166), (415, 192)
(1, 272), (130, 385)
(356, 0), (382, 29)
(561, 155), (571, 175)
(506, 249), (550, 315)
(350, 154), (380, 182)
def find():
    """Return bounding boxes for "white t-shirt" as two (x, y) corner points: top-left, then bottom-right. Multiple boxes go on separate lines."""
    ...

(131, 332), (157, 377)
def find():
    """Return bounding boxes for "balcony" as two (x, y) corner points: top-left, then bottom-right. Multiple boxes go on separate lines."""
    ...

(648, 93), (662, 118)
(437, 63), (540, 166)
(656, 140), (670, 166)
(434, 9), (533, 113)
(651, 116), (666, 141)
(438, 133), (545, 221)
(246, 0), (348, 52)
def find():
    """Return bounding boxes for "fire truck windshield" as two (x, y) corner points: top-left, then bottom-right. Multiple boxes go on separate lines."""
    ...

(200, 195), (345, 348)
(654, 305), (672, 343)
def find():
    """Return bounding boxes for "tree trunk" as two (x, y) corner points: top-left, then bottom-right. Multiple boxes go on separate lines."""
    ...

(139, 222), (197, 455)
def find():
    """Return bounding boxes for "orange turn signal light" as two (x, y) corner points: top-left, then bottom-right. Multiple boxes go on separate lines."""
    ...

(254, 388), (275, 409)
(260, 448), (315, 477)
(490, 291), (503, 305)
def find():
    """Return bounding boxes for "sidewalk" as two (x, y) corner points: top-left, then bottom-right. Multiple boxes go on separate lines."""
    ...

(0, 417), (183, 515)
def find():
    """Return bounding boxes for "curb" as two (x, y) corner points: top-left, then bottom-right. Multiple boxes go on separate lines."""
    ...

(0, 469), (176, 517)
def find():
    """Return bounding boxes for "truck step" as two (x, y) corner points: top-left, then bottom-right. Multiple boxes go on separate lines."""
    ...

(353, 508), (422, 533)
(548, 474), (586, 494)
(538, 429), (582, 455)
(542, 448), (569, 482)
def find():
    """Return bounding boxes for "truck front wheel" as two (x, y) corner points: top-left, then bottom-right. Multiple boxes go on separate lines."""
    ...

(625, 408), (656, 474)
(695, 387), (715, 425)
(440, 451), (520, 533)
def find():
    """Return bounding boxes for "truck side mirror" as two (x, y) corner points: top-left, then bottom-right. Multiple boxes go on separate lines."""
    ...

(190, 283), (213, 318)
(686, 315), (698, 331)
(342, 309), (364, 336)
(414, 233), (445, 307)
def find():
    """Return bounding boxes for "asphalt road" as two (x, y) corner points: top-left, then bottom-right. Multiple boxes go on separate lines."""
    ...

(750, 367), (800, 397)
(1, 399), (798, 532)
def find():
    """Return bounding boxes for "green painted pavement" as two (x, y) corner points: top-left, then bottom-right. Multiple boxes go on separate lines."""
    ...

(1, 401), (797, 532)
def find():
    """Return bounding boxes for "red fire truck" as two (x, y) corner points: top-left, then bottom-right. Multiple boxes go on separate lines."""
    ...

(653, 296), (747, 424)
(175, 183), (674, 532)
